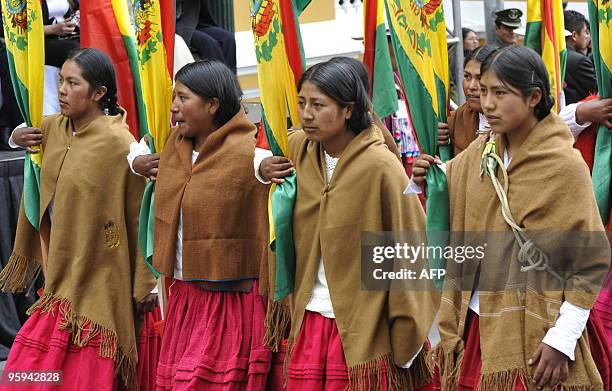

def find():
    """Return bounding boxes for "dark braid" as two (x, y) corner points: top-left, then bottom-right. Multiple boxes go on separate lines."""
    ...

(105, 93), (122, 116)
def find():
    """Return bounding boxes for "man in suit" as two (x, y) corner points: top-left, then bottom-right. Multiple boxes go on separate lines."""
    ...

(564, 10), (598, 105)
(175, 0), (236, 73)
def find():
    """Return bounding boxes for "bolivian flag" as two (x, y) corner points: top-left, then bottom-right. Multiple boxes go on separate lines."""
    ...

(525, 0), (566, 113)
(1, 0), (45, 230)
(250, 0), (307, 300)
(363, 0), (398, 119)
(128, 0), (175, 275)
(81, 0), (141, 140)
(385, 0), (450, 289)
(588, 0), (611, 225)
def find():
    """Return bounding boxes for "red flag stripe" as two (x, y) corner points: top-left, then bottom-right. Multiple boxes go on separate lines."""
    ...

(280, 0), (304, 85)
(542, 0), (562, 104)
(363, 0), (378, 96)
(81, 1), (140, 139)
(160, 0), (175, 76)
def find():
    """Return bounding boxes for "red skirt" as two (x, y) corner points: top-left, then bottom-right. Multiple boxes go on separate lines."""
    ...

(594, 276), (612, 347)
(457, 310), (611, 391)
(137, 306), (162, 391)
(287, 310), (436, 391)
(0, 302), (118, 391)
(155, 279), (272, 391)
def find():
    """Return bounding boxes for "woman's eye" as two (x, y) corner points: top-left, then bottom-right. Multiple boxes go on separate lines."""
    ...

(495, 90), (505, 96)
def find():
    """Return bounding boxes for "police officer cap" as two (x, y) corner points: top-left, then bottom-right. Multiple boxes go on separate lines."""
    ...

(495, 8), (523, 28)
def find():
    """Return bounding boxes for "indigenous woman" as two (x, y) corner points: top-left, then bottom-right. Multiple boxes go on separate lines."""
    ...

(148, 60), (272, 390)
(258, 59), (439, 390)
(439, 45), (497, 156)
(415, 46), (610, 390)
(0, 48), (156, 390)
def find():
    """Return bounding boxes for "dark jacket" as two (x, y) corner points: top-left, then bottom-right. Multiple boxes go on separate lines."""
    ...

(564, 45), (598, 105)
(176, 0), (218, 45)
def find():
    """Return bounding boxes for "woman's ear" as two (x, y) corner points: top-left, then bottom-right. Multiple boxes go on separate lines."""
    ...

(344, 104), (354, 120)
(92, 86), (108, 104)
(528, 87), (543, 109)
(208, 97), (220, 115)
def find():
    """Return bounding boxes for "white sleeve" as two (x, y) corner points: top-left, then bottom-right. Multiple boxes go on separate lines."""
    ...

(401, 345), (423, 368)
(559, 102), (591, 139)
(8, 122), (27, 149)
(254, 147), (273, 184)
(127, 137), (152, 176)
(541, 301), (590, 361)
(403, 161), (447, 195)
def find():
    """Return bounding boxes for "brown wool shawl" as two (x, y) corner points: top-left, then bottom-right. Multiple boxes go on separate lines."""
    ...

(0, 113), (156, 388)
(448, 103), (480, 156)
(435, 113), (610, 391)
(284, 126), (440, 390)
(153, 108), (269, 287)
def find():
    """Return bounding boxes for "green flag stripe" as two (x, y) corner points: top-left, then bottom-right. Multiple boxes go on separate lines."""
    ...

(120, 35), (150, 144)
(372, 23), (398, 119)
(5, 51), (31, 126)
(525, 21), (543, 54)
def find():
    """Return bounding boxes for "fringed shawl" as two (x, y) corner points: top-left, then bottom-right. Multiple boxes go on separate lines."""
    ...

(282, 126), (440, 390)
(434, 113), (610, 391)
(0, 113), (156, 388)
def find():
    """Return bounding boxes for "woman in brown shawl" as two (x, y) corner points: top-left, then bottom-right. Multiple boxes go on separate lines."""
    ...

(259, 59), (440, 390)
(0, 48), (157, 390)
(413, 46), (610, 390)
(438, 45), (498, 157)
(137, 60), (273, 390)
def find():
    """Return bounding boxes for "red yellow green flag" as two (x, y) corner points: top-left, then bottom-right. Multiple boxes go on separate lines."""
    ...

(525, 0), (567, 112)
(1, 0), (45, 230)
(130, 0), (175, 276)
(385, 0), (451, 290)
(588, 0), (611, 225)
(363, 0), (398, 119)
(81, 0), (141, 139)
(250, 0), (307, 300)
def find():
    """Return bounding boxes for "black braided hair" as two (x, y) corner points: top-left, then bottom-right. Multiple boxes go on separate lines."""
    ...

(480, 46), (554, 120)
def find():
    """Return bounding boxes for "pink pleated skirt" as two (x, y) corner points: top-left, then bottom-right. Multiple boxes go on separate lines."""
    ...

(0, 302), (117, 391)
(287, 310), (437, 391)
(155, 279), (272, 391)
(138, 306), (162, 391)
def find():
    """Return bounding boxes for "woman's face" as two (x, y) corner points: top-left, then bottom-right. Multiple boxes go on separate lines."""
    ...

(462, 59), (482, 112)
(58, 60), (105, 120)
(298, 81), (352, 145)
(171, 81), (217, 139)
(463, 31), (480, 51)
(479, 70), (539, 135)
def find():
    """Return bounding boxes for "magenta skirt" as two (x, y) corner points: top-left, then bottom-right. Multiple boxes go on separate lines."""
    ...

(0, 302), (118, 391)
(138, 306), (162, 391)
(594, 274), (612, 347)
(287, 310), (437, 391)
(155, 279), (272, 391)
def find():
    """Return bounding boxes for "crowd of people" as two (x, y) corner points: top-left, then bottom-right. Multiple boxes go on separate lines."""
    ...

(0, 2), (610, 391)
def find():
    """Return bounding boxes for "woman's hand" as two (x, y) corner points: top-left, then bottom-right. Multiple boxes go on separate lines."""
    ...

(412, 154), (441, 187)
(529, 343), (570, 389)
(437, 122), (450, 145)
(259, 156), (294, 184)
(135, 293), (158, 315)
(12, 127), (43, 153)
(133, 153), (160, 181)
(44, 20), (76, 36)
